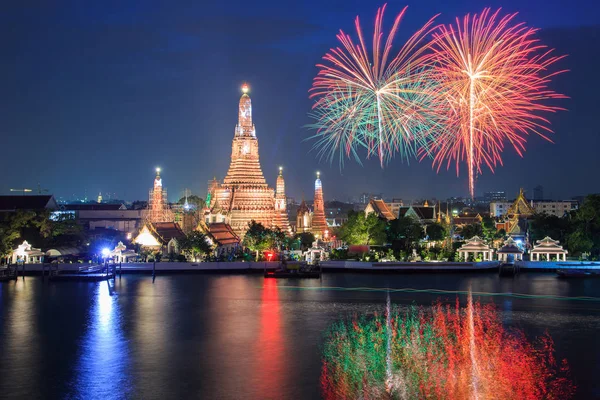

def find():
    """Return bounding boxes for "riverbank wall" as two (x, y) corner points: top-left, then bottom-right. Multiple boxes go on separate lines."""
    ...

(4, 260), (600, 276)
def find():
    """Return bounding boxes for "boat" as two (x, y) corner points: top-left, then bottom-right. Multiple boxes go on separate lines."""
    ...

(264, 261), (321, 279)
(556, 269), (600, 278)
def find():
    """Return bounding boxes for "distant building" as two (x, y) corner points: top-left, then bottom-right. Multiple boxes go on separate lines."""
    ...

(484, 191), (506, 203)
(491, 193), (577, 218)
(61, 203), (143, 236)
(388, 199), (403, 218)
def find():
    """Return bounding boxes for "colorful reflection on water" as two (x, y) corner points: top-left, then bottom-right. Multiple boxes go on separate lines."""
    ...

(321, 293), (575, 399)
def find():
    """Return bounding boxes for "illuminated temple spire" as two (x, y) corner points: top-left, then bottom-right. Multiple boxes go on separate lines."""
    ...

(312, 171), (328, 238)
(147, 167), (172, 223)
(206, 83), (276, 237)
(224, 84), (267, 186)
(236, 83), (255, 137)
(273, 166), (290, 232)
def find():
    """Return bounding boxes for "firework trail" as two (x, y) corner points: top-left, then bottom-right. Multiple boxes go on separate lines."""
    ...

(425, 8), (567, 198)
(309, 5), (439, 167)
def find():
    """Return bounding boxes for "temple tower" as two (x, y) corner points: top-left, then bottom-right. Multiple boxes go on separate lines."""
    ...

(206, 84), (275, 237)
(148, 167), (173, 223)
(311, 172), (328, 238)
(273, 166), (290, 232)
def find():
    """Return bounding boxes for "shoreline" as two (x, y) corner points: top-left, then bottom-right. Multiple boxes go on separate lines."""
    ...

(2, 260), (598, 277)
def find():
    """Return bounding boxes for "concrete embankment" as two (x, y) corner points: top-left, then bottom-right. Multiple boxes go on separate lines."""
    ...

(4, 260), (600, 276)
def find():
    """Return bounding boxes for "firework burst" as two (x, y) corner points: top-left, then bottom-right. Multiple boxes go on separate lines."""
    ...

(309, 5), (439, 167)
(425, 8), (567, 198)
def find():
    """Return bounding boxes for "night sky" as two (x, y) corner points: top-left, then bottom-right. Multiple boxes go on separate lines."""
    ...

(2, 1), (599, 202)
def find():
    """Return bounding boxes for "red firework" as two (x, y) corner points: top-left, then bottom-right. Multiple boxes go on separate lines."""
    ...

(425, 8), (567, 198)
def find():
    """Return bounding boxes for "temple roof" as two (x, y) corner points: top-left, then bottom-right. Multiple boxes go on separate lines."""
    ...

(207, 222), (240, 246)
(152, 222), (185, 243)
(458, 236), (491, 252)
(366, 199), (396, 221)
(297, 199), (311, 215)
(506, 188), (535, 216)
(453, 214), (483, 226)
(531, 236), (567, 253)
(399, 206), (435, 221)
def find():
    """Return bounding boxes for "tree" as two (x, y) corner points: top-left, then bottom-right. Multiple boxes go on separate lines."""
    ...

(363, 213), (386, 245)
(425, 223), (446, 242)
(293, 232), (315, 250)
(529, 214), (569, 244)
(242, 221), (284, 260)
(566, 194), (600, 258)
(178, 195), (204, 209)
(180, 231), (212, 261)
(339, 211), (386, 245)
(45, 212), (84, 247)
(457, 223), (483, 240)
(481, 216), (504, 240)
(386, 216), (425, 250)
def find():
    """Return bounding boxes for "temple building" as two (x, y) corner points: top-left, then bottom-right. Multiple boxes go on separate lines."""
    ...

(133, 222), (185, 257)
(296, 199), (313, 233)
(311, 172), (328, 238)
(398, 202), (437, 225)
(204, 84), (282, 238)
(494, 188), (535, 237)
(273, 167), (290, 233)
(530, 237), (568, 261)
(365, 198), (396, 221)
(147, 168), (173, 223)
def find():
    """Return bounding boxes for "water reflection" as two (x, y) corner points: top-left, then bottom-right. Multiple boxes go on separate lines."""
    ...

(1, 279), (42, 398)
(129, 278), (171, 398)
(254, 278), (286, 398)
(71, 281), (131, 399)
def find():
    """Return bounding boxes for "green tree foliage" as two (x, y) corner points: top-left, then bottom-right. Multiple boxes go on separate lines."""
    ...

(425, 223), (446, 242)
(0, 210), (84, 257)
(567, 195), (600, 258)
(529, 214), (569, 244)
(179, 231), (212, 260)
(293, 232), (315, 250)
(480, 216), (504, 240)
(457, 223), (483, 240)
(339, 211), (386, 245)
(178, 195), (204, 209)
(386, 216), (424, 250)
(242, 221), (286, 260)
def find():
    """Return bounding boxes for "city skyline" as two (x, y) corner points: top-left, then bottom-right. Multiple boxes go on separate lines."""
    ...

(2, 1), (599, 202)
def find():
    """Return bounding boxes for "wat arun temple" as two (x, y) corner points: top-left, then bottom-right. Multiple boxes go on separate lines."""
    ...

(203, 84), (327, 238)
(139, 84), (328, 242)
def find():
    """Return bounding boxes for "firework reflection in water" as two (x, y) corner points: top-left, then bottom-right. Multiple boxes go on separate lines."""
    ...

(321, 293), (575, 399)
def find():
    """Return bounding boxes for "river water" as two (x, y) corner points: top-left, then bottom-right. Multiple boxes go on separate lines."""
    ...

(1, 272), (599, 399)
